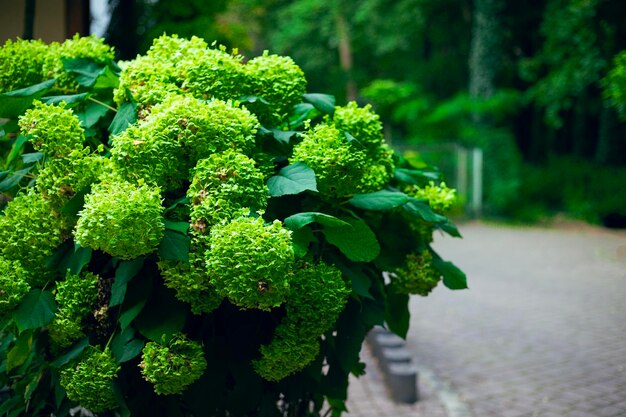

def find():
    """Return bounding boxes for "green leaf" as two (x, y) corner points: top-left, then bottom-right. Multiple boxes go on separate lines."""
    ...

(321, 217), (380, 262)
(62, 58), (105, 87)
(433, 258), (468, 290)
(111, 327), (145, 363)
(349, 190), (410, 211)
(60, 185), (91, 217)
(164, 220), (190, 234)
(109, 257), (145, 307)
(109, 100), (137, 136)
(93, 65), (120, 90)
(283, 212), (349, 231)
(291, 227), (317, 258)
(40, 93), (88, 105)
(394, 168), (441, 185)
(0, 166), (33, 192)
(50, 337), (89, 368)
(7, 331), (33, 372)
(0, 79), (55, 118)
(158, 229), (190, 262)
(403, 200), (447, 223)
(303, 93), (336, 115)
(267, 162), (317, 197)
(21, 152), (44, 164)
(118, 270), (152, 331)
(271, 129), (298, 145)
(67, 244), (92, 275)
(5, 135), (28, 166)
(135, 286), (187, 343)
(238, 95), (270, 105)
(384, 288), (410, 338)
(437, 220), (462, 238)
(13, 289), (56, 332)
(80, 99), (112, 129)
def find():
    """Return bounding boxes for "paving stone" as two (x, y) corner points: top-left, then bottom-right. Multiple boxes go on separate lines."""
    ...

(404, 222), (626, 417)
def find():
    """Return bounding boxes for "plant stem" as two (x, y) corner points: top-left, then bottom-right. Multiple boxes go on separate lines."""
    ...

(88, 96), (118, 112)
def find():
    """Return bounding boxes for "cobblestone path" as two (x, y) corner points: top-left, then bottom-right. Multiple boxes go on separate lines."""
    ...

(406, 222), (626, 417)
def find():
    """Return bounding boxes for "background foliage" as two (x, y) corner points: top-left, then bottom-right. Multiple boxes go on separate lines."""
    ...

(103, 0), (626, 225)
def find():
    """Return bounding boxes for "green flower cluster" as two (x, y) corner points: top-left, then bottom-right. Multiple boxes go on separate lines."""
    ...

(110, 95), (258, 191)
(0, 258), (30, 313)
(406, 181), (457, 213)
(114, 35), (306, 125)
(60, 347), (120, 412)
(206, 217), (293, 310)
(19, 101), (84, 158)
(139, 334), (207, 395)
(0, 39), (49, 92)
(0, 35), (114, 93)
(41, 34), (115, 91)
(74, 180), (164, 259)
(391, 251), (441, 296)
(188, 151), (268, 234)
(159, 248), (223, 315)
(182, 46), (247, 102)
(292, 102), (394, 197)
(253, 261), (350, 381)
(0, 191), (68, 285)
(243, 52), (307, 125)
(48, 271), (99, 347)
(36, 150), (104, 205)
(114, 35), (241, 107)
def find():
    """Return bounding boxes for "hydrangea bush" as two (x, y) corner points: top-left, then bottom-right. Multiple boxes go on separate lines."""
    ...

(0, 34), (466, 417)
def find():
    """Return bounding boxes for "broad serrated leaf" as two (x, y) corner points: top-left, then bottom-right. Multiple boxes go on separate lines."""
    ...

(67, 244), (92, 275)
(283, 212), (349, 231)
(267, 162), (317, 197)
(403, 199), (447, 223)
(135, 286), (187, 343)
(349, 190), (410, 211)
(111, 327), (144, 363)
(21, 152), (44, 164)
(271, 129), (298, 145)
(437, 220), (462, 238)
(433, 258), (468, 290)
(6, 135), (28, 166)
(109, 257), (145, 307)
(158, 229), (190, 262)
(60, 185), (90, 217)
(384, 288), (410, 338)
(303, 93), (336, 115)
(109, 100), (137, 136)
(79, 99), (112, 128)
(394, 168), (441, 185)
(0, 79), (55, 118)
(164, 220), (190, 234)
(93, 65), (120, 90)
(118, 270), (152, 331)
(0, 166), (33, 192)
(6, 331), (33, 372)
(321, 217), (380, 262)
(14, 289), (56, 332)
(40, 93), (88, 105)
(291, 227), (317, 258)
(62, 58), (105, 87)
(50, 337), (89, 368)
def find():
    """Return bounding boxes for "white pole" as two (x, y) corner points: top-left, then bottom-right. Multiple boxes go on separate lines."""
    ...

(472, 148), (483, 217)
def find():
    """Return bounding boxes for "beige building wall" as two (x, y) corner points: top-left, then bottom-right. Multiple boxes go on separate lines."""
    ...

(0, 0), (66, 44)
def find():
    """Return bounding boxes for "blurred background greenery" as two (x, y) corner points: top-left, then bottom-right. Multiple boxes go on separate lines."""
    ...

(5, 0), (626, 227)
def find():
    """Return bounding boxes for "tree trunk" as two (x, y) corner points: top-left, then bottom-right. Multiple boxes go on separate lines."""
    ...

(333, 1), (357, 102)
(468, 0), (501, 108)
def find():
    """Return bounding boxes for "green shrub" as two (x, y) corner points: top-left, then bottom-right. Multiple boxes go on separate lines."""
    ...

(0, 34), (465, 417)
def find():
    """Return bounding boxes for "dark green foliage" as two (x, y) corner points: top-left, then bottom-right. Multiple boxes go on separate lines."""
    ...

(0, 34), (464, 417)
